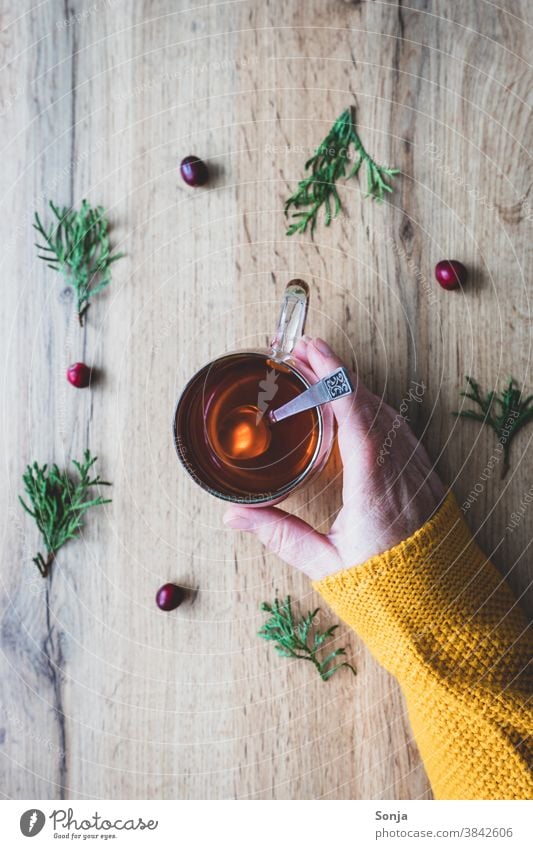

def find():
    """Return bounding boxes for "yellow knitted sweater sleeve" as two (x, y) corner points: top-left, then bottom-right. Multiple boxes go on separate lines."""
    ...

(312, 493), (533, 800)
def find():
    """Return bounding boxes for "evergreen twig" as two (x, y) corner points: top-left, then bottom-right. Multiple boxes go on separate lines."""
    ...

(284, 107), (399, 235)
(454, 376), (533, 478)
(33, 199), (124, 326)
(19, 449), (112, 577)
(258, 596), (356, 682)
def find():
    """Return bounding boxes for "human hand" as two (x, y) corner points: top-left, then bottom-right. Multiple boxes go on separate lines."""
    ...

(223, 338), (446, 581)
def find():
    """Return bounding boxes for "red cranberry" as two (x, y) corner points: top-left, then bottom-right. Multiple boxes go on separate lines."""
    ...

(66, 362), (91, 388)
(180, 155), (209, 187)
(156, 583), (185, 611)
(435, 260), (467, 290)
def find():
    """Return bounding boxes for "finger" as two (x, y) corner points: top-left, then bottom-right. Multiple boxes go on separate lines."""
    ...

(306, 338), (379, 484)
(306, 337), (377, 430)
(291, 335), (312, 366)
(223, 505), (341, 579)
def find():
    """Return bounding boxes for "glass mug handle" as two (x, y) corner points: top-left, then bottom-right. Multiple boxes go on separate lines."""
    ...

(270, 279), (309, 361)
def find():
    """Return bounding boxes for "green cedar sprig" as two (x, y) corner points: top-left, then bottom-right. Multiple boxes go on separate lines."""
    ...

(454, 376), (533, 478)
(259, 596), (356, 682)
(19, 449), (112, 577)
(34, 199), (124, 326)
(284, 107), (399, 236)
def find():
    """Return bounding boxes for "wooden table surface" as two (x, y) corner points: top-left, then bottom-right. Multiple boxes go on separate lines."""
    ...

(1, 0), (531, 801)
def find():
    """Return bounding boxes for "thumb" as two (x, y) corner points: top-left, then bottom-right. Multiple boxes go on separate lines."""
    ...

(223, 505), (341, 579)
(306, 337), (377, 440)
(306, 337), (379, 492)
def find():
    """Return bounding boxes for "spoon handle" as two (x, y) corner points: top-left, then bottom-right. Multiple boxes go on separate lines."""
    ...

(269, 367), (354, 423)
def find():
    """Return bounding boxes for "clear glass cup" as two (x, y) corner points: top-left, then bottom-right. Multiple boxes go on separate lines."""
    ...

(173, 280), (335, 506)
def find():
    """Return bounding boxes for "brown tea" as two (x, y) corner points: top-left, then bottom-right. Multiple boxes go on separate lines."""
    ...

(174, 353), (320, 501)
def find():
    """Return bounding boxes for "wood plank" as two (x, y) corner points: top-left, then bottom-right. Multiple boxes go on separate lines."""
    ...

(0, 0), (530, 800)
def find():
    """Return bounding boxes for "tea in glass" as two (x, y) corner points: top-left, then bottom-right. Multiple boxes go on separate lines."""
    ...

(174, 352), (321, 502)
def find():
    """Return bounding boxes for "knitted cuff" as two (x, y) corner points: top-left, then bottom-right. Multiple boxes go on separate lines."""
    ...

(312, 493), (529, 685)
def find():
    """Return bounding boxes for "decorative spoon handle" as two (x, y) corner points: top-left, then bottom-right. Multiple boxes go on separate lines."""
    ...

(269, 367), (354, 423)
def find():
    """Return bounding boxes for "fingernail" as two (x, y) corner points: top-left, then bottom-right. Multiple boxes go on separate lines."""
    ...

(223, 512), (253, 530)
(312, 337), (334, 356)
(301, 334), (313, 343)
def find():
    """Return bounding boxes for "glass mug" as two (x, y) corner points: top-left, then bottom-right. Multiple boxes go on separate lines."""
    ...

(173, 280), (335, 506)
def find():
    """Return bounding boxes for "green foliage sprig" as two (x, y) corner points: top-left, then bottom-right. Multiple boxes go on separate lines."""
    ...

(454, 376), (533, 478)
(284, 107), (399, 236)
(19, 450), (112, 577)
(34, 199), (124, 326)
(259, 596), (356, 682)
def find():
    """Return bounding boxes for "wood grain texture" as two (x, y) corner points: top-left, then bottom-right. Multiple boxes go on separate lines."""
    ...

(0, 0), (531, 800)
